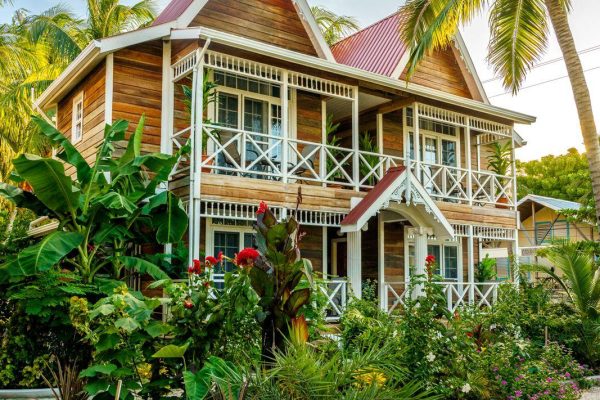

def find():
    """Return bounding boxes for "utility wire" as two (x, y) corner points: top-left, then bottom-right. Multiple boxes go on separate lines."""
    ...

(488, 65), (600, 98)
(481, 44), (600, 83)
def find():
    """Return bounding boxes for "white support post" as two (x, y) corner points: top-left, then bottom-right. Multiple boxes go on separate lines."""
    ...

(104, 54), (114, 126)
(476, 135), (481, 171)
(467, 225), (475, 304)
(378, 213), (386, 310)
(352, 87), (360, 191)
(511, 128), (517, 209)
(321, 100), (327, 187)
(322, 226), (328, 278)
(512, 232), (520, 285)
(413, 103), (421, 178)
(347, 230), (362, 299)
(281, 70), (289, 184)
(411, 227), (429, 298)
(160, 41), (173, 157)
(376, 112), (384, 177)
(465, 117), (473, 205)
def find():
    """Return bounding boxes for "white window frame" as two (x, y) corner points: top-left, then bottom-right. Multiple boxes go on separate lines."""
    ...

(205, 218), (256, 261)
(405, 230), (462, 282)
(71, 92), (84, 144)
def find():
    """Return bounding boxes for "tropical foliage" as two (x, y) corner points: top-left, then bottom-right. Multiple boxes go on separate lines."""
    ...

(310, 5), (359, 45)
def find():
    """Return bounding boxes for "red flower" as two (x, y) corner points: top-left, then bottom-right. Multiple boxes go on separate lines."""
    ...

(187, 265), (195, 274)
(235, 248), (260, 267)
(183, 300), (194, 309)
(205, 251), (223, 267)
(192, 259), (202, 274)
(425, 255), (436, 266)
(256, 201), (268, 216)
(203, 281), (211, 288)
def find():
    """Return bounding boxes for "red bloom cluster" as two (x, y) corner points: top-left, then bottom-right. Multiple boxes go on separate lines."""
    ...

(183, 300), (194, 309)
(425, 255), (436, 266)
(188, 259), (202, 275)
(257, 201), (268, 216)
(235, 248), (260, 267)
(205, 251), (223, 267)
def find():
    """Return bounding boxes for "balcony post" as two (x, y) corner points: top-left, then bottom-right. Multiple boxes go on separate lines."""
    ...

(465, 117), (473, 205)
(511, 128), (517, 209)
(377, 112), (384, 177)
(467, 225), (475, 304)
(352, 86), (360, 191)
(413, 102), (421, 179)
(281, 70), (289, 183)
(378, 213), (386, 310)
(410, 226), (429, 299)
(321, 100), (327, 187)
(347, 230), (362, 299)
(188, 58), (204, 263)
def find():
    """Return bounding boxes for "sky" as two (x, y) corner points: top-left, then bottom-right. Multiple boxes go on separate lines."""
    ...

(1, 0), (599, 161)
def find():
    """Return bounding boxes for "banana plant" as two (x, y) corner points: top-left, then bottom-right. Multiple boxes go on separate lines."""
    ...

(0, 116), (188, 285)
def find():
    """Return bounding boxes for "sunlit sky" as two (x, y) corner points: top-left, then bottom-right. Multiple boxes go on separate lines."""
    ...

(2, 0), (599, 161)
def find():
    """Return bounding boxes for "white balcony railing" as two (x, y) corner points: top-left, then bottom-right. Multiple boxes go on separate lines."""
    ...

(319, 279), (348, 322)
(198, 125), (515, 207)
(384, 281), (501, 314)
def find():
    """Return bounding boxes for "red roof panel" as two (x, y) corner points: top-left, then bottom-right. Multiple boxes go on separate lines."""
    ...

(340, 167), (406, 227)
(153, 0), (194, 26)
(331, 12), (408, 77)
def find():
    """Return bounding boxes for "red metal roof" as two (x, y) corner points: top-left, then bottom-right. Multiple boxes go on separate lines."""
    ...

(153, 0), (193, 26)
(331, 12), (409, 77)
(340, 167), (406, 227)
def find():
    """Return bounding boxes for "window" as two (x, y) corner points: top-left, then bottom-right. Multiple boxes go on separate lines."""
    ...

(535, 220), (570, 245)
(421, 243), (460, 280)
(71, 92), (84, 144)
(208, 219), (257, 274)
(217, 93), (239, 129)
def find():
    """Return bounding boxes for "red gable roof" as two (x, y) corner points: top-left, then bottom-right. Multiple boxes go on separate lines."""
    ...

(153, 0), (193, 26)
(331, 12), (409, 77)
(340, 167), (406, 227)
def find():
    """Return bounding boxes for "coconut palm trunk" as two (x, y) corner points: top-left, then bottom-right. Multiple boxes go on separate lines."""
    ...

(545, 0), (600, 228)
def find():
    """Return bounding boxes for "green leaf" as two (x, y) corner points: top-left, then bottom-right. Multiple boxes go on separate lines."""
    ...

(33, 115), (92, 184)
(152, 342), (189, 358)
(119, 115), (145, 166)
(96, 333), (120, 352)
(284, 288), (311, 317)
(92, 192), (137, 215)
(80, 363), (118, 378)
(183, 369), (211, 400)
(146, 279), (171, 289)
(90, 304), (115, 319)
(146, 321), (172, 338)
(114, 317), (140, 332)
(143, 191), (188, 244)
(13, 154), (80, 214)
(0, 182), (52, 216)
(118, 256), (169, 280)
(0, 231), (83, 284)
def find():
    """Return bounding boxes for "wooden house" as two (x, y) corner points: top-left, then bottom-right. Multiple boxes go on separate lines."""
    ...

(35, 0), (536, 317)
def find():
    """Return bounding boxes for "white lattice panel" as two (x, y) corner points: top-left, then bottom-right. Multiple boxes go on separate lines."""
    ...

(173, 51), (198, 81)
(417, 103), (466, 126)
(470, 117), (512, 138)
(201, 200), (284, 221)
(288, 72), (354, 100)
(204, 51), (282, 83)
(294, 209), (346, 227)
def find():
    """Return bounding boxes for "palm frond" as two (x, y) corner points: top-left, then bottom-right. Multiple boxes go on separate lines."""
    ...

(488, 0), (549, 94)
(311, 5), (360, 45)
(399, 0), (487, 78)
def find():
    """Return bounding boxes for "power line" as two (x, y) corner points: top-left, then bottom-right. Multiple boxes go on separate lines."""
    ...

(481, 44), (600, 84)
(488, 65), (600, 98)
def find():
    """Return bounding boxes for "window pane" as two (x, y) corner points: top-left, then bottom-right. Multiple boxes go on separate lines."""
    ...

(441, 140), (457, 166)
(217, 93), (239, 128)
(535, 222), (552, 245)
(214, 231), (240, 272)
(424, 137), (438, 164)
(444, 246), (458, 280)
(553, 221), (570, 239)
(243, 233), (256, 249)
(427, 245), (442, 275)
(244, 98), (267, 133)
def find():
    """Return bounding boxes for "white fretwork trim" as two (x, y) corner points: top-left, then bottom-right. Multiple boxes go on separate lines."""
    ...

(451, 223), (516, 240)
(288, 71), (354, 100)
(204, 51), (283, 83)
(417, 103), (466, 126)
(173, 51), (198, 81)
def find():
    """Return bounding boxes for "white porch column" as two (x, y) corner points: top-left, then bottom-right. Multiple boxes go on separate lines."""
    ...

(188, 58), (204, 263)
(347, 230), (362, 299)
(410, 227), (430, 298)
(352, 86), (360, 191)
(465, 117), (473, 206)
(281, 70), (289, 183)
(413, 102), (421, 178)
(378, 213), (386, 310)
(467, 225), (475, 303)
(322, 226), (328, 278)
(512, 231), (520, 285)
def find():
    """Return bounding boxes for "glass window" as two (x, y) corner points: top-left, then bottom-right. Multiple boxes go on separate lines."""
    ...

(423, 137), (438, 164)
(408, 133), (415, 160)
(214, 231), (240, 272)
(72, 93), (84, 144)
(213, 71), (280, 98)
(427, 244), (442, 275)
(244, 98), (267, 133)
(444, 246), (458, 280)
(217, 93), (239, 128)
(535, 222), (552, 245)
(441, 140), (457, 167)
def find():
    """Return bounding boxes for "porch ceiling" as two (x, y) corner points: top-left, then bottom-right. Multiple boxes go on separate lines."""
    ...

(340, 167), (454, 239)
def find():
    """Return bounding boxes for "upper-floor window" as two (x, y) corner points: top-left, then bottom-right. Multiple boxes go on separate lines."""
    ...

(71, 92), (84, 144)
(405, 108), (459, 167)
(535, 220), (570, 245)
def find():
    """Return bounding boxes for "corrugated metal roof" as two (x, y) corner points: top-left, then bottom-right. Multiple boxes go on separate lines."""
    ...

(518, 194), (582, 211)
(153, 0), (193, 26)
(331, 11), (408, 77)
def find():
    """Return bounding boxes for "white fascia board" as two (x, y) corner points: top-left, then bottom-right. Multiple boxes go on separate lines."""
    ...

(98, 23), (174, 53)
(390, 51), (410, 80)
(292, 0), (336, 62)
(174, 0), (211, 29)
(454, 32), (490, 104)
(35, 42), (101, 109)
(408, 174), (455, 238)
(175, 27), (536, 124)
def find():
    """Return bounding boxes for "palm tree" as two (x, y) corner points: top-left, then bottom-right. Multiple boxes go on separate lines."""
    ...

(84, 0), (156, 40)
(525, 241), (600, 363)
(310, 5), (360, 45)
(399, 0), (600, 228)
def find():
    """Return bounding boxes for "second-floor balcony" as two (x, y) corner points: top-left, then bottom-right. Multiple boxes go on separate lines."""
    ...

(169, 48), (518, 210)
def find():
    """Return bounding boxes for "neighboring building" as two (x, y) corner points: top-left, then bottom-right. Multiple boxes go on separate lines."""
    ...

(35, 0), (536, 317)
(518, 195), (597, 274)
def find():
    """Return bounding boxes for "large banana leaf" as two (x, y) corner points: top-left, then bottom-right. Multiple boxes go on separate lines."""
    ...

(118, 115), (144, 167)
(118, 256), (169, 280)
(0, 231), (83, 284)
(0, 182), (52, 216)
(91, 192), (138, 216)
(13, 154), (80, 214)
(33, 115), (92, 184)
(142, 191), (188, 244)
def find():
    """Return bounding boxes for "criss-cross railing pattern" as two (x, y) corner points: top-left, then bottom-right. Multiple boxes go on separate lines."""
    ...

(319, 279), (348, 322)
(471, 170), (514, 206)
(414, 161), (470, 202)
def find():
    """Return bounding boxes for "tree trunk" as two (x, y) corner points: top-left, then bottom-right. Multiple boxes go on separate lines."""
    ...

(545, 0), (600, 229)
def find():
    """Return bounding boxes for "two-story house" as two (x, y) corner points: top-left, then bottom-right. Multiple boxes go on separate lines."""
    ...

(34, 0), (536, 317)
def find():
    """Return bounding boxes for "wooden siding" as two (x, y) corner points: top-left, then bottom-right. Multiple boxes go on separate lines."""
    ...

(57, 63), (106, 173)
(112, 42), (163, 154)
(384, 222), (405, 282)
(300, 226), (323, 273)
(190, 0), (318, 56)
(400, 47), (473, 99)
(296, 92), (322, 143)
